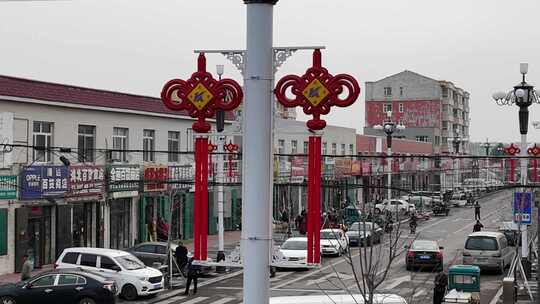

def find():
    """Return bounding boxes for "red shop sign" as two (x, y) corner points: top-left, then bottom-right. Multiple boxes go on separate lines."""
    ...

(144, 166), (168, 192)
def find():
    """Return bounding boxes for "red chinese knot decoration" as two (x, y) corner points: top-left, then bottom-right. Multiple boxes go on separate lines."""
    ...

(528, 144), (540, 183)
(505, 143), (520, 156)
(160, 54), (243, 261)
(274, 49), (360, 265)
(504, 143), (520, 183)
(161, 53), (243, 133)
(274, 49), (361, 131)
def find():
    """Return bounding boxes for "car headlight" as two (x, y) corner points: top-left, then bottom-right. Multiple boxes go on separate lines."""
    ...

(137, 277), (148, 281)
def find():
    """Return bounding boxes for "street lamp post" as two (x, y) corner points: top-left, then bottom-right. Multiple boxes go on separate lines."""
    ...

(215, 64), (226, 271)
(481, 139), (491, 182)
(373, 111), (405, 201)
(493, 63), (540, 283)
(448, 130), (466, 189)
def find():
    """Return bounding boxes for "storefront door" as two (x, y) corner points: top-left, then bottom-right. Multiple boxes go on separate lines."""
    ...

(110, 198), (131, 250)
(15, 207), (52, 271)
(72, 202), (93, 247)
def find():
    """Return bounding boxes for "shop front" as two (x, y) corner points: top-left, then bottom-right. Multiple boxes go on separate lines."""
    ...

(139, 165), (169, 243)
(66, 165), (105, 249)
(16, 166), (68, 271)
(167, 165), (193, 241)
(107, 165), (140, 250)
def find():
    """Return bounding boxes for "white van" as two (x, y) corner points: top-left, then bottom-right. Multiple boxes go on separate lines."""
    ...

(270, 294), (407, 304)
(56, 247), (164, 300)
(462, 231), (514, 273)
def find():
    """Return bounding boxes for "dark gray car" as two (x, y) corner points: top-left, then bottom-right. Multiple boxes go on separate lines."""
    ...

(126, 242), (177, 269)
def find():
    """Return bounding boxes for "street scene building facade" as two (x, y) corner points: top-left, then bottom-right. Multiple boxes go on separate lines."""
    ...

(364, 70), (471, 155)
(0, 75), (239, 275)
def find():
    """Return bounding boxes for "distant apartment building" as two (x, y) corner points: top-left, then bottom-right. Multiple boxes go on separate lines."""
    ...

(363, 70), (470, 155)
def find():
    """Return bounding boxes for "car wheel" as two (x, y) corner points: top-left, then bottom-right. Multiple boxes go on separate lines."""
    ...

(375, 208), (381, 214)
(121, 284), (138, 301)
(1, 297), (15, 304)
(79, 298), (96, 304)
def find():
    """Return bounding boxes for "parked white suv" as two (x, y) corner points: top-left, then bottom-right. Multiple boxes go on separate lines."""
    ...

(56, 247), (164, 301)
(375, 199), (415, 214)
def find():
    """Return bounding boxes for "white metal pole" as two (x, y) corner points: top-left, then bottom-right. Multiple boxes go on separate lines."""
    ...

(387, 146), (392, 201)
(521, 133), (529, 258)
(217, 135), (225, 256)
(243, 1), (275, 303)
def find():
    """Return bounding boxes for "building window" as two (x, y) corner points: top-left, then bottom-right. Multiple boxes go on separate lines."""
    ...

(186, 128), (193, 151)
(442, 87), (448, 98)
(434, 136), (440, 146)
(168, 131), (180, 162)
(332, 143), (337, 155)
(341, 144), (346, 155)
(399, 103), (404, 113)
(349, 144), (354, 155)
(78, 125), (95, 162)
(143, 129), (155, 162)
(323, 142), (327, 155)
(33, 121), (53, 162)
(383, 103), (392, 113)
(303, 141), (308, 154)
(291, 140), (298, 154)
(112, 127), (128, 162)
(278, 139), (285, 154)
(400, 87), (404, 96)
(384, 87), (392, 97)
(415, 136), (430, 142)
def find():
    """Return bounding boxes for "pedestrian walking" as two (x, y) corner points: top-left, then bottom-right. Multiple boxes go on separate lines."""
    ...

(473, 220), (484, 232)
(474, 200), (481, 220)
(184, 257), (201, 296)
(175, 242), (188, 275)
(21, 254), (33, 281)
(433, 270), (448, 304)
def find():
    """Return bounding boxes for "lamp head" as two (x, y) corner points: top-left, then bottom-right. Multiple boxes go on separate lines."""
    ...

(216, 64), (224, 76)
(373, 124), (383, 131)
(520, 63), (529, 75)
(396, 124), (406, 131)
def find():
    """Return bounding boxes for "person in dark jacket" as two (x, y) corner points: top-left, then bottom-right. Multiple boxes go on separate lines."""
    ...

(184, 257), (201, 295)
(474, 201), (481, 220)
(473, 220), (484, 232)
(433, 271), (448, 304)
(175, 242), (188, 275)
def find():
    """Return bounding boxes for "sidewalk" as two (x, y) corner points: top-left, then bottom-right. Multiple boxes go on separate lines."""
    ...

(0, 264), (54, 285)
(184, 230), (241, 253)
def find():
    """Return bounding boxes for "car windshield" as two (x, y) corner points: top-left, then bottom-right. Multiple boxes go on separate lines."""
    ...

(320, 231), (341, 239)
(114, 255), (145, 270)
(412, 240), (438, 250)
(465, 236), (499, 251)
(350, 222), (373, 231)
(281, 240), (307, 250)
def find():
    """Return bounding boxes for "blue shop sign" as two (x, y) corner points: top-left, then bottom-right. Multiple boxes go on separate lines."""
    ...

(21, 166), (69, 200)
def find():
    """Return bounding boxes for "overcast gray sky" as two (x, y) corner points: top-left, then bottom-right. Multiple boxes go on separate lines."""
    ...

(1, 0), (540, 143)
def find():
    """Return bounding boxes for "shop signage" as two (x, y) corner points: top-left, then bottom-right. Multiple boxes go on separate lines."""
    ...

(144, 165), (168, 192)
(107, 165), (140, 198)
(20, 166), (69, 199)
(0, 175), (16, 199)
(68, 165), (105, 198)
(291, 156), (305, 184)
(169, 165), (193, 190)
(351, 160), (362, 176)
(335, 158), (352, 177)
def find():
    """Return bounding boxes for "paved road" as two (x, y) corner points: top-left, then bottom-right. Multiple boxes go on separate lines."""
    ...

(123, 190), (515, 304)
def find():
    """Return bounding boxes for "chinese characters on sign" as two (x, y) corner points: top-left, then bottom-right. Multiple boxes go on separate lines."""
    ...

(144, 166), (168, 192)
(68, 165), (105, 198)
(0, 175), (16, 199)
(107, 166), (140, 198)
(20, 166), (69, 199)
(169, 165), (193, 190)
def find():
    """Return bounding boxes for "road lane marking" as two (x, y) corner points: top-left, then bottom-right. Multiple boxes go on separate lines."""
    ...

(270, 271), (292, 282)
(307, 272), (355, 285)
(381, 274), (410, 290)
(210, 297), (236, 304)
(412, 289), (426, 298)
(157, 295), (186, 304)
(180, 297), (209, 304)
(272, 252), (361, 289)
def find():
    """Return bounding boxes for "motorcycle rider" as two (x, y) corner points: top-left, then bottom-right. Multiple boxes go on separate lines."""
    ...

(409, 212), (418, 234)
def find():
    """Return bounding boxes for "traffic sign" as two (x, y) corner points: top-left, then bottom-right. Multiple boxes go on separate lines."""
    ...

(513, 192), (532, 225)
